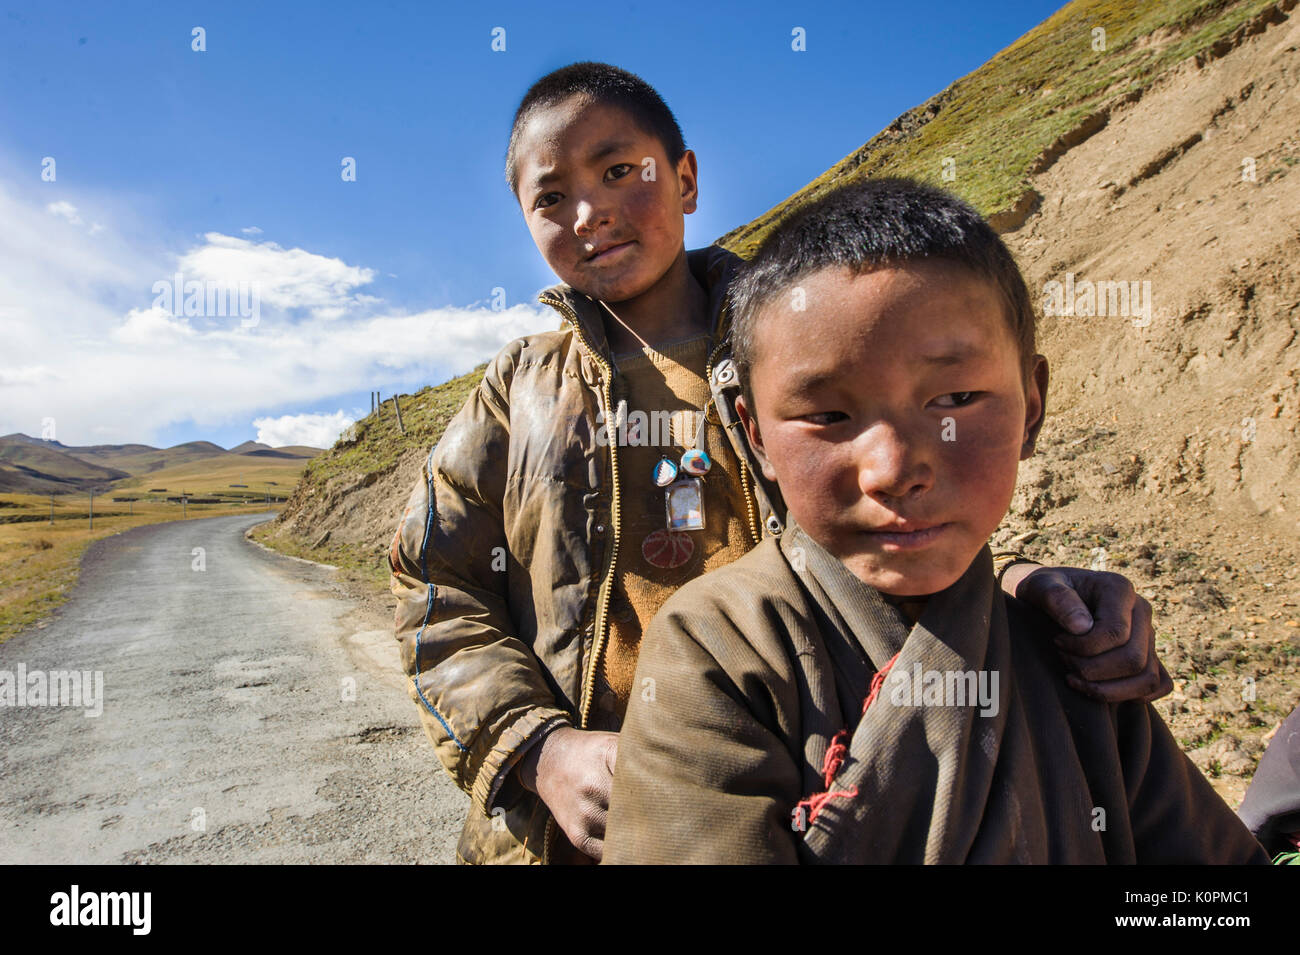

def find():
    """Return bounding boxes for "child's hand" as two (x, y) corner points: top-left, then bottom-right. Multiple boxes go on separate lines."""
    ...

(517, 726), (619, 860)
(1005, 565), (1173, 703)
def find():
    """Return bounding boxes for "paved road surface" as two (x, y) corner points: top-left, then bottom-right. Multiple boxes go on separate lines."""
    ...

(0, 512), (466, 863)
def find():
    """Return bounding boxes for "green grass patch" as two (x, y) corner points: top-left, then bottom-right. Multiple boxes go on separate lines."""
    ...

(303, 364), (486, 486)
(249, 520), (390, 590)
(718, 0), (1282, 257)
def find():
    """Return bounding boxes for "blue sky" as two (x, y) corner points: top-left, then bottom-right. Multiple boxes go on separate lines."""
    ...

(0, 0), (1065, 449)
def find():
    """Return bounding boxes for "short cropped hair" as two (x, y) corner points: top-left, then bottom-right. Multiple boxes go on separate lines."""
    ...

(505, 61), (687, 196)
(728, 177), (1038, 416)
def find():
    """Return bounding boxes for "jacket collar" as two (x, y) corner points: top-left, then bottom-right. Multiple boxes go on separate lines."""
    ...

(536, 245), (744, 365)
(779, 511), (997, 672)
(779, 513), (914, 670)
(536, 244), (788, 540)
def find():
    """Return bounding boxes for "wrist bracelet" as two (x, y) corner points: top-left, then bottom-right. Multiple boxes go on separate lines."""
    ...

(992, 552), (1036, 585)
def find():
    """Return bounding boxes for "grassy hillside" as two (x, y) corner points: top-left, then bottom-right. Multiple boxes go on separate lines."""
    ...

(718, 0), (1288, 256)
(251, 366), (487, 587)
(64, 440), (230, 475)
(298, 367), (486, 488)
(0, 461), (100, 496)
(0, 441), (128, 484)
(109, 452), (311, 500)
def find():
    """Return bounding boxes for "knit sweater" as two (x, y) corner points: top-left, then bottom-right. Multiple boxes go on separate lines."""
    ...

(589, 333), (752, 730)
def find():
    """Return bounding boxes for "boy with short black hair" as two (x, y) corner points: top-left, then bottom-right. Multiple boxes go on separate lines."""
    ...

(602, 178), (1267, 864)
(390, 63), (1171, 865)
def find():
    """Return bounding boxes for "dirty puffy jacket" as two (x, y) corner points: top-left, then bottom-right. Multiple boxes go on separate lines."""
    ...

(387, 245), (785, 864)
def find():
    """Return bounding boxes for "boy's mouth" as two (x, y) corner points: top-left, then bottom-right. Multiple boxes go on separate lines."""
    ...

(584, 240), (635, 263)
(862, 521), (952, 551)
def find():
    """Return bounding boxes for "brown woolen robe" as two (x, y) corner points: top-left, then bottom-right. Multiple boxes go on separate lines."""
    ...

(602, 514), (1269, 865)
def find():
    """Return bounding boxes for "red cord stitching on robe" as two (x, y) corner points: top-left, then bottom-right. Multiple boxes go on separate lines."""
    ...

(796, 651), (901, 825)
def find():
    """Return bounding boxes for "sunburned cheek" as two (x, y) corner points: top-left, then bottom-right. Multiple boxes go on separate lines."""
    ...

(939, 408), (1023, 467)
(531, 222), (567, 266)
(762, 436), (844, 513)
(795, 455), (864, 519)
(937, 439), (1022, 526)
(938, 404), (1025, 454)
(622, 185), (671, 235)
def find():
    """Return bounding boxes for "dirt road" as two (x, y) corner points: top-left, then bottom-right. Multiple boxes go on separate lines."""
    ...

(0, 512), (466, 863)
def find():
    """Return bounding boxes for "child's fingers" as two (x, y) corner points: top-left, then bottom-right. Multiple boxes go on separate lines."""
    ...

(1054, 571), (1140, 657)
(1065, 664), (1167, 704)
(565, 798), (608, 860)
(1019, 568), (1095, 636)
(1056, 597), (1153, 683)
(1138, 660), (1174, 703)
(1062, 604), (1172, 704)
(578, 802), (607, 860)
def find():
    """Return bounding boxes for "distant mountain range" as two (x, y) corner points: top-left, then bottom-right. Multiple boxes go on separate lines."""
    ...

(0, 433), (323, 495)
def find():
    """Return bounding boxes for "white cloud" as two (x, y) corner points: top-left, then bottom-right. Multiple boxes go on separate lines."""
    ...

(1, 183), (143, 350)
(47, 200), (83, 225)
(0, 175), (554, 446)
(46, 200), (103, 236)
(179, 232), (377, 317)
(241, 225), (263, 235)
(253, 411), (353, 449)
(0, 365), (55, 386)
(111, 306), (197, 346)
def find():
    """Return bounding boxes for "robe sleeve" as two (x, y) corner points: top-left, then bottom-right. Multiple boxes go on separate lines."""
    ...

(1118, 701), (1270, 864)
(602, 601), (805, 865)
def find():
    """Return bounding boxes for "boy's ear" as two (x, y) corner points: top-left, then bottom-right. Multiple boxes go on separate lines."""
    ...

(735, 392), (778, 484)
(1020, 354), (1050, 459)
(677, 149), (700, 215)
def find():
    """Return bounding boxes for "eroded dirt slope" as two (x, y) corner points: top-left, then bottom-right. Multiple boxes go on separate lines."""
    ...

(994, 9), (1300, 804)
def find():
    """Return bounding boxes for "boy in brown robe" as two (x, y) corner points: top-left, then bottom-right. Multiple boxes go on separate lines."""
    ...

(603, 178), (1268, 864)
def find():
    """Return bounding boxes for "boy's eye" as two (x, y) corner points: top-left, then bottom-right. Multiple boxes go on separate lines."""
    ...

(933, 391), (978, 408)
(533, 192), (562, 210)
(802, 411), (848, 426)
(605, 163), (633, 181)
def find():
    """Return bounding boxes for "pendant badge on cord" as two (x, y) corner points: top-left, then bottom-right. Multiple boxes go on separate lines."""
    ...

(650, 403), (712, 533)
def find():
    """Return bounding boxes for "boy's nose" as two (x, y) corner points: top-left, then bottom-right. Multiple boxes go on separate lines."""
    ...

(856, 423), (934, 502)
(573, 198), (614, 236)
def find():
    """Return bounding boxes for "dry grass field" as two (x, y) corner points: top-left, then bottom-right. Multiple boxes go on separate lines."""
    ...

(0, 493), (280, 643)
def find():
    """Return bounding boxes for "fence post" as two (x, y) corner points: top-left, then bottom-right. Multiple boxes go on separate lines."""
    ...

(392, 395), (405, 435)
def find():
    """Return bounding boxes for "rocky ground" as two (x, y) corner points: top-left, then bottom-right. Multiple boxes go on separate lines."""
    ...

(995, 424), (1300, 807)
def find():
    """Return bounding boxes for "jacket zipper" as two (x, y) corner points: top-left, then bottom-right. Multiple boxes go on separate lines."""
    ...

(539, 294), (623, 729)
(705, 301), (762, 547)
(536, 290), (760, 862)
(539, 293), (626, 866)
